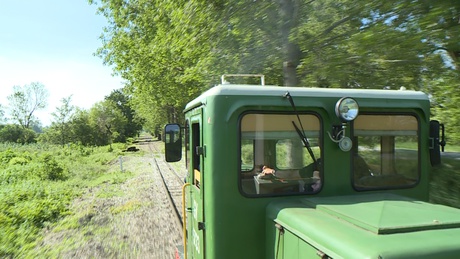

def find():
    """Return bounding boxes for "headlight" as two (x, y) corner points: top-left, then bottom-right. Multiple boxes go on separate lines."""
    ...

(335, 97), (359, 122)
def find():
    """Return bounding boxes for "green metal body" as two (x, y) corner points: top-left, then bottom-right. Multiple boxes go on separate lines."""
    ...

(177, 84), (460, 259)
(267, 194), (460, 259)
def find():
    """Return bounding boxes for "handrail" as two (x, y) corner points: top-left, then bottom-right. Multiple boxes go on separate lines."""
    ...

(221, 74), (265, 85)
(182, 183), (191, 259)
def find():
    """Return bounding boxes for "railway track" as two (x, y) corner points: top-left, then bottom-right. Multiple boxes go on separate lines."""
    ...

(142, 136), (186, 228)
(131, 134), (187, 258)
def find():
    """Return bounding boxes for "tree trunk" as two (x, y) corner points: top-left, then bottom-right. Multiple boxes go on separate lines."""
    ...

(279, 0), (302, 87)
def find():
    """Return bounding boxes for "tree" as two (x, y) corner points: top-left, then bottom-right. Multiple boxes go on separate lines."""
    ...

(0, 104), (5, 124)
(92, 1), (238, 127)
(7, 82), (49, 128)
(0, 124), (36, 144)
(91, 0), (460, 143)
(50, 95), (75, 146)
(88, 100), (127, 146)
(42, 98), (132, 147)
(69, 108), (94, 146)
(91, 0), (284, 131)
(105, 89), (143, 139)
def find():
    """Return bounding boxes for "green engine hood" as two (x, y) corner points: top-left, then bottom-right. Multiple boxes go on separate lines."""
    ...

(267, 193), (460, 258)
(303, 193), (460, 234)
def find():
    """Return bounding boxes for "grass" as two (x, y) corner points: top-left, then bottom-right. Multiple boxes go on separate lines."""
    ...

(110, 199), (142, 214)
(0, 142), (132, 258)
(430, 153), (460, 208)
(445, 144), (460, 152)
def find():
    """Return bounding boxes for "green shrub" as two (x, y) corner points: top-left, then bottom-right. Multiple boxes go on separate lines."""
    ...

(8, 156), (30, 166)
(0, 166), (38, 184)
(0, 148), (16, 166)
(38, 154), (68, 181)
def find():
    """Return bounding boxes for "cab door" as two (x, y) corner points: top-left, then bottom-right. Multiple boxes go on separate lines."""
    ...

(188, 118), (205, 258)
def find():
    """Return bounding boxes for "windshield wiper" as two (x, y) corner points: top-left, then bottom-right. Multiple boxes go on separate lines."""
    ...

(283, 91), (319, 171)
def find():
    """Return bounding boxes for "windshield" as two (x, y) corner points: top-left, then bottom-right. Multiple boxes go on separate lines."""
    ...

(353, 114), (420, 190)
(239, 113), (322, 196)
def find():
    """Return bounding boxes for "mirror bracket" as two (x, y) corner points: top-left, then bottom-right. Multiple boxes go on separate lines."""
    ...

(429, 120), (446, 166)
(328, 123), (353, 152)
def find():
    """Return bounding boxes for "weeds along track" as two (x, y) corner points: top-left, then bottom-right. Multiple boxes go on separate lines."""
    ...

(34, 137), (186, 259)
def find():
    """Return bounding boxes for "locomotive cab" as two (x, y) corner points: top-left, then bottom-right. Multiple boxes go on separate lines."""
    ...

(165, 78), (455, 259)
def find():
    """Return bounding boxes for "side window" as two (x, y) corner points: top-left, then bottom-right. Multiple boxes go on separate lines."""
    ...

(353, 114), (419, 190)
(192, 123), (201, 188)
(240, 113), (322, 196)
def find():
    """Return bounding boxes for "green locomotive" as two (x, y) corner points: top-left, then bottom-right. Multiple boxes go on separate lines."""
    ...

(165, 75), (460, 259)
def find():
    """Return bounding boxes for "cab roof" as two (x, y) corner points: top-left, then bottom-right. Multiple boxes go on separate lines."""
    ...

(185, 84), (429, 112)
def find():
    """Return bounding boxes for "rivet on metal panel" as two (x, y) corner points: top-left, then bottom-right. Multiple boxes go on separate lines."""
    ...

(316, 250), (330, 259)
(274, 223), (284, 235)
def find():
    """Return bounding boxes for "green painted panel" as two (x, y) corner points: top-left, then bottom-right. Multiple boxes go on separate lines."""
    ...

(284, 230), (299, 259)
(298, 238), (320, 258)
(283, 230), (322, 259)
(304, 193), (460, 234)
(268, 195), (460, 258)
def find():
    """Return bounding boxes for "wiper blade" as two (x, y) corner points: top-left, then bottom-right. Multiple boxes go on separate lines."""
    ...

(292, 121), (318, 169)
(284, 91), (319, 170)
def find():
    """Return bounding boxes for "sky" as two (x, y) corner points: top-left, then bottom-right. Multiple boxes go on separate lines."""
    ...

(0, 0), (123, 126)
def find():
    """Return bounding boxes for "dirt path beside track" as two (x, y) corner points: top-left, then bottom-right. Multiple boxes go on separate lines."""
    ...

(36, 140), (183, 259)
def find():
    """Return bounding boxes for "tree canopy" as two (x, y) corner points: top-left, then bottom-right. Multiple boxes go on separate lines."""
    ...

(38, 89), (142, 147)
(91, 0), (460, 143)
(7, 82), (49, 129)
